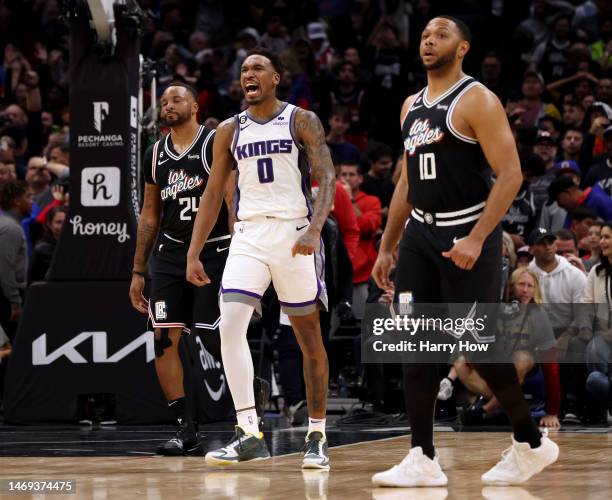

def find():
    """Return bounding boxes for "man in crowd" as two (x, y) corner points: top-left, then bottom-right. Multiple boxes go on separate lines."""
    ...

(339, 162), (381, 319)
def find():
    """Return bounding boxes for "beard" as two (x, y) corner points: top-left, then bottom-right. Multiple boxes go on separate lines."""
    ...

(421, 50), (456, 71)
(161, 111), (190, 128)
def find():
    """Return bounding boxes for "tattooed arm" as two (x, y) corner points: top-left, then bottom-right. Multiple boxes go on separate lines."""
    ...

(293, 108), (336, 256)
(186, 117), (236, 286)
(129, 182), (162, 313)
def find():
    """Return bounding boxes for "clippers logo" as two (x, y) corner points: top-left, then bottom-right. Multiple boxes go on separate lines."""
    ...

(404, 118), (444, 155)
(81, 167), (120, 206)
(155, 301), (167, 320)
(93, 101), (109, 133)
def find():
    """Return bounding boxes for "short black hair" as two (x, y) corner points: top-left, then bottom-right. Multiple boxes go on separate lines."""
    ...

(435, 15), (472, 43)
(569, 206), (597, 222)
(368, 142), (394, 163)
(329, 104), (351, 122)
(563, 127), (583, 138)
(555, 228), (577, 246)
(0, 180), (27, 210)
(245, 47), (284, 74)
(164, 81), (199, 102)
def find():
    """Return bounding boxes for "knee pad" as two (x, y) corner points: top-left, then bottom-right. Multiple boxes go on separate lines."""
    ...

(154, 329), (173, 358)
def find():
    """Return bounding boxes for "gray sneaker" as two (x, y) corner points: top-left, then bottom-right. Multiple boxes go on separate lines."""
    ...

(302, 431), (330, 470)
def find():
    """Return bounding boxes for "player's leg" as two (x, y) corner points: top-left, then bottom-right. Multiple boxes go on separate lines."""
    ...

(288, 310), (330, 469)
(204, 243), (272, 465)
(441, 225), (558, 484)
(372, 221), (448, 487)
(269, 219), (330, 469)
(193, 246), (271, 424)
(148, 263), (200, 456)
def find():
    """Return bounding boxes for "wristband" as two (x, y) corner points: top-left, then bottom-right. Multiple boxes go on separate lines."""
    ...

(132, 269), (146, 277)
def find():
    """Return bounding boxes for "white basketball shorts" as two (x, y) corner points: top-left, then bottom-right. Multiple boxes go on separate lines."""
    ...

(220, 217), (328, 316)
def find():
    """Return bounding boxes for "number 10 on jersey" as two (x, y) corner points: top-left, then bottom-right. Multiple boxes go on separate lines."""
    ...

(419, 153), (437, 180)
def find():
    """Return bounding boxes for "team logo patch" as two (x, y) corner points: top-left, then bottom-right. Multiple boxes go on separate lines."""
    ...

(155, 301), (167, 320)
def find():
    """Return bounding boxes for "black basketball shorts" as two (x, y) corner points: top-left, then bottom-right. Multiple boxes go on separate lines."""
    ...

(148, 235), (230, 334)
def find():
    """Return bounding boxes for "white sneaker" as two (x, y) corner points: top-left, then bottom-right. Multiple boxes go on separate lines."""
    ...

(437, 378), (454, 401)
(372, 447), (448, 487)
(481, 433), (559, 485)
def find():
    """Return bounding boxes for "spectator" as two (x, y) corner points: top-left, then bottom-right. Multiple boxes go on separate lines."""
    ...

(307, 22), (333, 73)
(539, 160), (583, 233)
(339, 163), (382, 319)
(326, 105), (361, 166)
(502, 179), (537, 241)
(330, 179), (359, 263)
(516, 245), (535, 268)
(568, 206), (597, 254)
(555, 228), (588, 273)
(529, 130), (559, 217)
(533, 14), (573, 82)
(527, 226), (588, 423)
(0, 161), (16, 183)
(516, 70), (561, 128)
(481, 52), (516, 105)
(325, 61), (367, 151)
(583, 123), (612, 195)
(595, 76), (612, 105)
(580, 221), (612, 422)
(0, 180), (31, 339)
(558, 129), (585, 164)
(583, 220), (603, 270)
(260, 11), (291, 54)
(25, 156), (52, 209)
(527, 227), (587, 337)
(360, 142), (395, 213)
(562, 100), (586, 129)
(29, 204), (66, 283)
(548, 173), (612, 221)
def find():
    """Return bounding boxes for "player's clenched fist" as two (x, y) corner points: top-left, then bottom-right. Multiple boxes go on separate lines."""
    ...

(292, 230), (319, 257)
(442, 236), (483, 270)
(186, 258), (210, 287)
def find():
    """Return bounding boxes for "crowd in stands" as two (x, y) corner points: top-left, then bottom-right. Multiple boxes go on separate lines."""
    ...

(0, 1), (611, 426)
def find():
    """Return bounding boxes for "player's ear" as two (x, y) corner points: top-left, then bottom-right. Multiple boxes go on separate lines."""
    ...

(457, 40), (470, 58)
(273, 71), (281, 85)
(191, 101), (199, 115)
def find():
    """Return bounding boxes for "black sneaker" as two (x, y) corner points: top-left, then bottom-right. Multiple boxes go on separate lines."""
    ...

(254, 377), (271, 424)
(156, 420), (202, 456)
(302, 431), (330, 469)
(205, 426), (270, 465)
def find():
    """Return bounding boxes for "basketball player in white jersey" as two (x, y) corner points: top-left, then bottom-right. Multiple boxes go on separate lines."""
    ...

(186, 48), (335, 468)
(370, 16), (559, 487)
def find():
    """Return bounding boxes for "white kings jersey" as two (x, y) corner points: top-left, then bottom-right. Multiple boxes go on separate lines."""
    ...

(231, 102), (312, 221)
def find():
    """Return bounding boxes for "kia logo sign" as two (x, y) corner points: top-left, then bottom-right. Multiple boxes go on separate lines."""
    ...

(32, 331), (155, 365)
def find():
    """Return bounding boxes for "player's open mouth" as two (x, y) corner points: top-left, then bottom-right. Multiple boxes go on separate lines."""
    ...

(245, 82), (260, 97)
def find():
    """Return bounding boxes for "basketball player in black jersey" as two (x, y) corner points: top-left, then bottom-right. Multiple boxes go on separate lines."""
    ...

(371, 17), (559, 487)
(130, 82), (267, 455)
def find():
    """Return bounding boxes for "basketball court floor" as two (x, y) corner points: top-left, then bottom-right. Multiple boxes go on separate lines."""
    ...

(1, 419), (610, 499)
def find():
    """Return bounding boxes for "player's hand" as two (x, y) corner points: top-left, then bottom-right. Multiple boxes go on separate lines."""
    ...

(372, 250), (394, 291)
(442, 235), (483, 270)
(292, 229), (318, 257)
(540, 414), (561, 429)
(186, 257), (210, 287)
(129, 274), (148, 314)
(9, 303), (21, 322)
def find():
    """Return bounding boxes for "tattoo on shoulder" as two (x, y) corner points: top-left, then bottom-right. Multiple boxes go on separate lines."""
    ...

(217, 117), (236, 134)
(295, 108), (325, 140)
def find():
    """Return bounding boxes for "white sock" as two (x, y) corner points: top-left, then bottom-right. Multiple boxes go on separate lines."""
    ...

(308, 417), (326, 437)
(237, 408), (260, 436)
(219, 299), (258, 433)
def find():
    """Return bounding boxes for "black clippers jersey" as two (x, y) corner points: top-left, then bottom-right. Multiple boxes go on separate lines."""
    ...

(144, 125), (229, 242)
(402, 76), (493, 213)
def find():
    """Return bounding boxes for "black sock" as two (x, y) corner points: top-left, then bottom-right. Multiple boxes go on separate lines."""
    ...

(168, 397), (187, 425)
(472, 363), (541, 448)
(402, 363), (439, 460)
